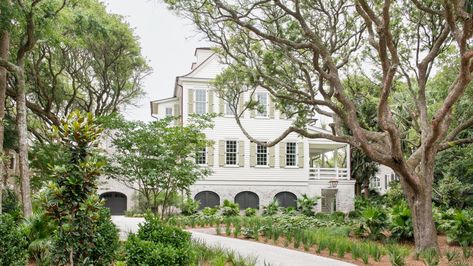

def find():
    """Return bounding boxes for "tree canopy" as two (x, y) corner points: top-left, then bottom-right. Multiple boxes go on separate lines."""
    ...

(165, 0), (473, 251)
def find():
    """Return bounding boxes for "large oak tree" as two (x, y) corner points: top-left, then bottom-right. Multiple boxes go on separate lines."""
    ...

(166, 0), (473, 251)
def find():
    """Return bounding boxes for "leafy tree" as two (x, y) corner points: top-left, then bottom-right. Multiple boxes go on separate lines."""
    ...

(42, 111), (117, 265)
(105, 115), (213, 218)
(166, 0), (473, 251)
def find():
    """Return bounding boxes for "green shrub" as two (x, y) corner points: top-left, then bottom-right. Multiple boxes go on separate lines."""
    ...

(1, 188), (22, 221)
(126, 215), (194, 265)
(386, 244), (409, 266)
(221, 199), (239, 217)
(419, 247), (440, 266)
(296, 194), (319, 216)
(202, 206), (218, 216)
(0, 214), (28, 266)
(446, 210), (473, 247)
(88, 208), (120, 265)
(355, 206), (387, 240)
(181, 198), (199, 216)
(21, 212), (54, 265)
(244, 208), (257, 217)
(263, 199), (280, 216)
(388, 201), (413, 241)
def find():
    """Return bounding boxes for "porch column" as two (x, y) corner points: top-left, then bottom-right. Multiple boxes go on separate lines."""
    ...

(346, 144), (351, 180)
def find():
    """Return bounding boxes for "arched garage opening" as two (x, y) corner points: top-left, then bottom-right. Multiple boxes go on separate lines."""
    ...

(100, 192), (127, 215)
(274, 192), (297, 208)
(235, 191), (259, 210)
(194, 191), (220, 210)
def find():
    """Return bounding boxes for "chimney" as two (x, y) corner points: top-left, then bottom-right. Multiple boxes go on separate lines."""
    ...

(194, 48), (213, 66)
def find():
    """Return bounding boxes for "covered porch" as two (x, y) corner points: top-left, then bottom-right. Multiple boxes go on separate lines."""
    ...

(308, 143), (350, 180)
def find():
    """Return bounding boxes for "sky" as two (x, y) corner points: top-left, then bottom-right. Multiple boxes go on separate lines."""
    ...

(102, 0), (208, 121)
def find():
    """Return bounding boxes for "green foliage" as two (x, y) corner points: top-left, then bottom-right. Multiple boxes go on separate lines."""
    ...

(434, 175), (473, 209)
(419, 247), (440, 266)
(355, 206), (387, 240)
(126, 215), (194, 266)
(445, 210), (473, 247)
(388, 201), (413, 241)
(0, 214), (28, 266)
(386, 244), (410, 266)
(385, 181), (405, 206)
(180, 198), (199, 216)
(105, 115), (213, 217)
(1, 188), (22, 221)
(263, 199), (280, 216)
(202, 206), (219, 216)
(221, 199), (239, 217)
(296, 194), (319, 216)
(41, 111), (118, 265)
(244, 208), (257, 217)
(21, 212), (54, 265)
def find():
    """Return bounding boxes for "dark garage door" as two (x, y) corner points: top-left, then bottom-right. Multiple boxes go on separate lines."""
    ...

(100, 192), (127, 215)
(194, 191), (220, 210)
(274, 192), (297, 208)
(235, 191), (259, 210)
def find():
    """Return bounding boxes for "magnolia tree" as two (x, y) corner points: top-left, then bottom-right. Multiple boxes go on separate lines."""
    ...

(166, 0), (473, 251)
(105, 115), (213, 218)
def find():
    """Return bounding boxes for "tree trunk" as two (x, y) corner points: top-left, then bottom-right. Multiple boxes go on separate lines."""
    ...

(363, 178), (369, 199)
(0, 29), (9, 215)
(401, 165), (438, 252)
(16, 67), (32, 218)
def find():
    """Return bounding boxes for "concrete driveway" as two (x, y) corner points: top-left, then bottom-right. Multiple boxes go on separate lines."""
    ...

(111, 216), (355, 266)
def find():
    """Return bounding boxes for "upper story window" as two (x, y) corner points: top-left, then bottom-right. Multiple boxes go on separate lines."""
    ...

(196, 147), (207, 165)
(165, 107), (173, 117)
(256, 91), (268, 117)
(370, 176), (381, 188)
(256, 143), (267, 166)
(286, 142), (297, 166)
(195, 89), (207, 114)
(225, 101), (235, 116)
(225, 140), (237, 165)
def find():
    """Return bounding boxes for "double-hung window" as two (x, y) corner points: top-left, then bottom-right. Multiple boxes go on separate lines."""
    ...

(256, 143), (268, 166)
(256, 91), (268, 117)
(225, 101), (235, 116)
(165, 107), (173, 117)
(286, 142), (297, 166)
(195, 89), (207, 114)
(196, 147), (206, 165)
(225, 140), (237, 165)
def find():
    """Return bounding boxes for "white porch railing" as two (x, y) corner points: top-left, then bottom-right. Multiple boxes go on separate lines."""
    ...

(309, 168), (349, 179)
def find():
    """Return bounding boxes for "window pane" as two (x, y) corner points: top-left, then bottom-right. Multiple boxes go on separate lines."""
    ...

(226, 141), (237, 165)
(225, 101), (235, 116)
(165, 107), (173, 117)
(195, 90), (206, 114)
(256, 92), (268, 117)
(196, 147), (206, 165)
(286, 142), (297, 166)
(256, 143), (267, 166)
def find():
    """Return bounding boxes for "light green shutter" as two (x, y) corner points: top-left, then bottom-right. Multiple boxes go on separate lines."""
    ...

(219, 98), (225, 114)
(269, 97), (275, 119)
(279, 143), (286, 168)
(207, 144), (214, 166)
(250, 94), (256, 118)
(298, 142), (304, 168)
(188, 89), (194, 114)
(250, 142), (256, 167)
(173, 103), (179, 116)
(238, 141), (245, 167)
(151, 102), (158, 115)
(219, 140), (225, 167)
(238, 94), (244, 116)
(269, 146), (275, 167)
(208, 90), (214, 113)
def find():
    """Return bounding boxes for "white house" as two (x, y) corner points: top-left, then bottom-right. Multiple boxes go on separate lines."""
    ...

(370, 165), (400, 194)
(150, 48), (355, 213)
